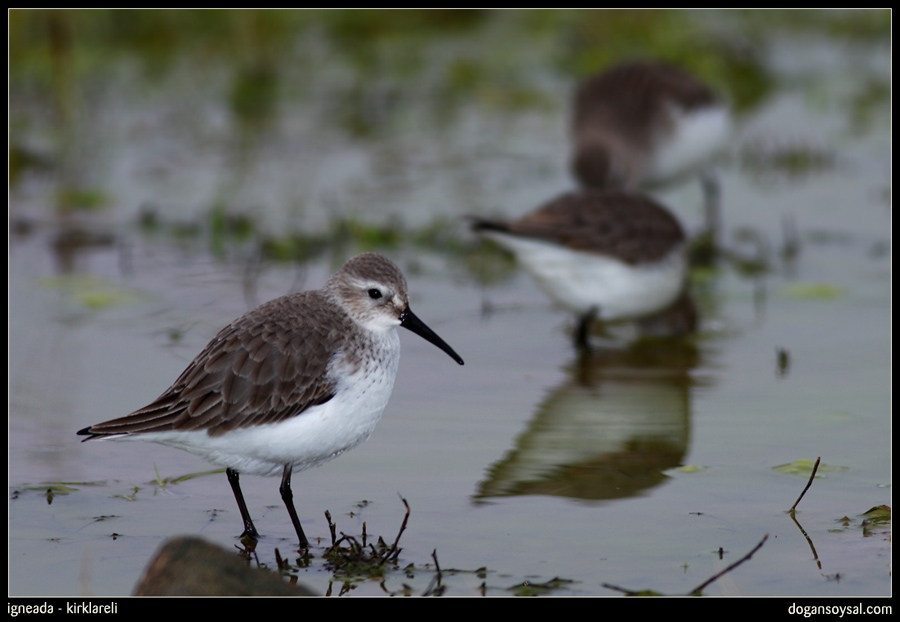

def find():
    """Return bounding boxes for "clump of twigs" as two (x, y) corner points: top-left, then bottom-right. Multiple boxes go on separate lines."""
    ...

(321, 495), (411, 591)
(266, 496), (453, 596)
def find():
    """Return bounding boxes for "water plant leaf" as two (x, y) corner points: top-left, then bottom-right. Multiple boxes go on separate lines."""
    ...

(783, 283), (842, 299)
(861, 505), (891, 525)
(39, 275), (141, 310)
(507, 577), (575, 596)
(151, 466), (225, 488)
(773, 459), (847, 476)
(675, 465), (707, 473)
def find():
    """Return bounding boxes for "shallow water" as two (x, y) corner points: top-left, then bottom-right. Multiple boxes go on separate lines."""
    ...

(9, 10), (890, 596)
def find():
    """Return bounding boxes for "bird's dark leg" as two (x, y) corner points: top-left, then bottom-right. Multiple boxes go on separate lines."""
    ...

(280, 464), (310, 549)
(226, 468), (259, 540)
(700, 167), (721, 245)
(687, 168), (722, 268)
(574, 307), (598, 351)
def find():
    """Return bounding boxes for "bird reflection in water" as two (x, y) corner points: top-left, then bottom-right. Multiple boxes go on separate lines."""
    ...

(475, 337), (704, 502)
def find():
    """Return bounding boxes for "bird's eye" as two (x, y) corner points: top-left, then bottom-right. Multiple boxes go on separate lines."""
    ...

(368, 288), (382, 299)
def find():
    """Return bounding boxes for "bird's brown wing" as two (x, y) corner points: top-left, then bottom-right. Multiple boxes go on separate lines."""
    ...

(79, 292), (348, 439)
(573, 61), (720, 142)
(474, 191), (685, 265)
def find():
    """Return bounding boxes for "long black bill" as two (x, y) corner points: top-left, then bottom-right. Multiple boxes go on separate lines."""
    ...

(399, 307), (464, 365)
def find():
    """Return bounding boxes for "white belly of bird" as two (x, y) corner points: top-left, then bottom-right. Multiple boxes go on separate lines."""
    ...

(123, 332), (402, 478)
(486, 233), (687, 320)
(646, 104), (730, 184)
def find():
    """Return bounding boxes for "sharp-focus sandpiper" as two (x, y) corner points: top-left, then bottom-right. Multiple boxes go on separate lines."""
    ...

(78, 252), (464, 548)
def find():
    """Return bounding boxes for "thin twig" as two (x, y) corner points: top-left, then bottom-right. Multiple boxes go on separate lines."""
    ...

(421, 575), (444, 597)
(790, 456), (821, 512)
(689, 534), (769, 596)
(600, 582), (635, 595)
(381, 495), (410, 565)
(789, 512), (821, 570)
(420, 549), (443, 596)
(601, 534), (769, 596)
(338, 532), (362, 553)
(325, 509), (337, 546)
(431, 549), (442, 575)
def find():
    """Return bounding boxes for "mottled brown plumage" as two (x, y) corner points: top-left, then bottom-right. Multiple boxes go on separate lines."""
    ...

(571, 60), (729, 196)
(471, 190), (685, 265)
(573, 61), (720, 148)
(471, 190), (694, 347)
(86, 293), (348, 438)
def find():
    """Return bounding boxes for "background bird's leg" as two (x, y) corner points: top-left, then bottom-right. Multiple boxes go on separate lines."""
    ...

(279, 464), (310, 548)
(700, 167), (721, 244)
(226, 468), (260, 540)
(575, 307), (598, 350)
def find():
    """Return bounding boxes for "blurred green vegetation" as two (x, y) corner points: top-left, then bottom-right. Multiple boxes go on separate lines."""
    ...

(13, 9), (887, 148)
(9, 10), (889, 280)
(9, 10), (776, 108)
(727, 9), (891, 42)
(10, 9), (887, 118)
